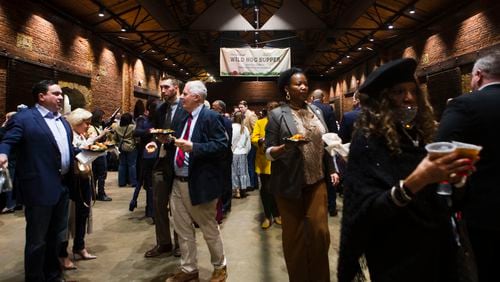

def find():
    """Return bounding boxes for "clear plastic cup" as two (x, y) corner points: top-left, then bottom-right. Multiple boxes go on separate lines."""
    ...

(425, 142), (457, 158)
(425, 142), (457, 196)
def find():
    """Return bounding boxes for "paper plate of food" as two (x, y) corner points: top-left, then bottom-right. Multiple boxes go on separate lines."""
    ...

(283, 134), (311, 144)
(150, 128), (175, 135)
(82, 142), (108, 152)
(145, 143), (158, 154)
(103, 141), (116, 148)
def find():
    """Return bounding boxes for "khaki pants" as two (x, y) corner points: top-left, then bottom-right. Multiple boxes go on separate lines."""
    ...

(170, 179), (226, 273)
(275, 181), (330, 282)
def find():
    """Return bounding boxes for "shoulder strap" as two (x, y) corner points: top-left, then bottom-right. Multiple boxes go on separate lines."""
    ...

(118, 125), (129, 148)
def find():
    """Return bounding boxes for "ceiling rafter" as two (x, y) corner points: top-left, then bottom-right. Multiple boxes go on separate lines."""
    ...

(373, 2), (422, 22)
(134, 14), (153, 27)
(91, 0), (191, 77)
(92, 4), (141, 27)
(130, 6), (142, 29)
(323, 0), (421, 77)
(372, 3), (385, 27)
(44, 0), (482, 81)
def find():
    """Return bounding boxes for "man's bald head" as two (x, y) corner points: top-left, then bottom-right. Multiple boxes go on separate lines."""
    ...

(311, 89), (324, 101)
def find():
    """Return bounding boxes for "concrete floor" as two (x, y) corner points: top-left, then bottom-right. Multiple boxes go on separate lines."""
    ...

(0, 172), (342, 282)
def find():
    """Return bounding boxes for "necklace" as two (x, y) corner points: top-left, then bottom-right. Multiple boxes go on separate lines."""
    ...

(401, 127), (419, 147)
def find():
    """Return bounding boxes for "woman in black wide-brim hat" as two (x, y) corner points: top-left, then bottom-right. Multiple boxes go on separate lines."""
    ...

(337, 58), (474, 282)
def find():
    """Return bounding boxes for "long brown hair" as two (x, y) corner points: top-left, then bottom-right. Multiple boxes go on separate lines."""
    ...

(232, 111), (245, 134)
(355, 80), (436, 154)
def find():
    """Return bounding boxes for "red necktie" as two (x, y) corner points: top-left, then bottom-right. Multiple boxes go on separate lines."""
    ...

(176, 114), (193, 168)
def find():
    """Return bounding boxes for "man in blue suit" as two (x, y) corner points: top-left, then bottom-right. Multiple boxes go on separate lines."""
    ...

(311, 89), (339, 133)
(212, 99), (233, 215)
(167, 81), (228, 282)
(339, 91), (361, 143)
(311, 89), (340, 216)
(0, 80), (74, 282)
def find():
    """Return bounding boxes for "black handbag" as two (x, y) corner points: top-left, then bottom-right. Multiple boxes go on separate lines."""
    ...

(452, 213), (478, 282)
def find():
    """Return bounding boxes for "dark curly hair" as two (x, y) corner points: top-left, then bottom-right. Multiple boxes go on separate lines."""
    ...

(355, 79), (436, 154)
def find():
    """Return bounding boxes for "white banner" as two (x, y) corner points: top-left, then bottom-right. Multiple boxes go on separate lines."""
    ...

(220, 48), (291, 77)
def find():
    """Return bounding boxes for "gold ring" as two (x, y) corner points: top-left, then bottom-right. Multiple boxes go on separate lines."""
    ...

(449, 172), (457, 178)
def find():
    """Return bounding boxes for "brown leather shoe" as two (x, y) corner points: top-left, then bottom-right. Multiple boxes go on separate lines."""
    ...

(165, 270), (199, 282)
(210, 266), (227, 282)
(145, 244), (173, 258)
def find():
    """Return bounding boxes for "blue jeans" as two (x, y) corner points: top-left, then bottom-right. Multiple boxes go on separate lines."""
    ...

(247, 145), (257, 188)
(4, 190), (16, 209)
(118, 149), (137, 187)
(25, 186), (69, 282)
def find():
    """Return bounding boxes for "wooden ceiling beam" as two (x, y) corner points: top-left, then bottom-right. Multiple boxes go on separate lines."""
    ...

(91, 4), (141, 27)
(373, 2), (422, 22)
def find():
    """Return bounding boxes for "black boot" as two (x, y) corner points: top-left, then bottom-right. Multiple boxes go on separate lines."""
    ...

(129, 199), (137, 211)
(97, 194), (112, 201)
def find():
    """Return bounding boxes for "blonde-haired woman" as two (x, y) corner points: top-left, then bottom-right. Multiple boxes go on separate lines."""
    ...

(59, 108), (107, 269)
(231, 111), (251, 198)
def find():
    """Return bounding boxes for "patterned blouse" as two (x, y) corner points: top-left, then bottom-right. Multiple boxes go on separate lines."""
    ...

(291, 107), (326, 185)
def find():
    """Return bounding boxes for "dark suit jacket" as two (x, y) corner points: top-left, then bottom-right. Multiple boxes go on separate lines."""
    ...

(0, 107), (74, 206)
(152, 100), (189, 184)
(265, 104), (334, 199)
(178, 106), (228, 205)
(153, 100), (187, 132)
(339, 107), (361, 143)
(312, 100), (338, 133)
(436, 83), (500, 230)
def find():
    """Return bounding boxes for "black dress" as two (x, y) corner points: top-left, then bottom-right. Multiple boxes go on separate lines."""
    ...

(338, 127), (457, 282)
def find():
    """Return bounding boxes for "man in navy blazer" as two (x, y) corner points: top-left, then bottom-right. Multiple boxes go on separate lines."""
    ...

(339, 91), (361, 143)
(212, 99), (233, 215)
(0, 80), (74, 282)
(167, 80), (228, 282)
(311, 89), (340, 216)
(436, 52), (500, 282)
(311, 89), (339, 133)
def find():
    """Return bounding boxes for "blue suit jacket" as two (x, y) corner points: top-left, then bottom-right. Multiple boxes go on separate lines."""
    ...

(312, 100), (338, 133)
(0, 107), (74, 206)
(177, 106), (228, 205)
(339, 107), (361, 143)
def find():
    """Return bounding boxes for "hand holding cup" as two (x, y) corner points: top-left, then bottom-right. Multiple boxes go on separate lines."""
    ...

(425, 141), (478, 185)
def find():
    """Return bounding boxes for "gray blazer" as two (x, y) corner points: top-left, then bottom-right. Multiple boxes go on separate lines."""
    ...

(265, 104), (332, 199)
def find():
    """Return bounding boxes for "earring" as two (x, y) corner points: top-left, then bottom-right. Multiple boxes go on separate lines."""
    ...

(285, 91), (290, 101)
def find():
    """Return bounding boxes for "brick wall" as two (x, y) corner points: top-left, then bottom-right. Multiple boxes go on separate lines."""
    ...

(330, 4), (500, 120)
(207, 81), (280, 112)
(0, 0), (161, 117)
(205, 80), (332, 113)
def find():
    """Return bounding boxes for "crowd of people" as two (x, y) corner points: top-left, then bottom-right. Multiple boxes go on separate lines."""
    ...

(1, 51), (499, 282)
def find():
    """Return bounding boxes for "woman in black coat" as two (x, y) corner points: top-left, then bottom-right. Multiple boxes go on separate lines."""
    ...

(337, 58), (474, 282)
